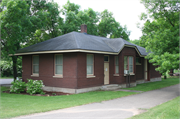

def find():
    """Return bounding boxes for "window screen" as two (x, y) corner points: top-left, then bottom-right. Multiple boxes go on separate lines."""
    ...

(87, 54), (93, 75)
(33, 55), (39, 74)
(115, 56), (119, 74)
(55, 54), (63, 75)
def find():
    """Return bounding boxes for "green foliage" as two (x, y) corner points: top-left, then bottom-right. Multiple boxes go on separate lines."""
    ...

(1, 0), (62, 79)
(9, 79), (44, 95)
(1, 86), (10, 92)
(77, 8), (100, 35)
(60, 0), (81, 34)
(1, 0), (131, 80)
(147, 52), (179, 75)
(98, 9), (130, 40)
(10, 80), (26, 93)
(60, 1), (130, 40)
(0, 57), (22, 77)
(26, 79), (44, 95)
(129, 39), (140, 46)
(24, 1), (63, 47)
(125, 77), (179, 92)
(0, 60), (13, 77)
(139, 0), (179, 76)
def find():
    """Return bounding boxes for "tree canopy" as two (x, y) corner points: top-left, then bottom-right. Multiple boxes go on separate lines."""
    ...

(0, 0), (61, 79)
(0, 0), (131, 79)
(139, 0), (180, 77)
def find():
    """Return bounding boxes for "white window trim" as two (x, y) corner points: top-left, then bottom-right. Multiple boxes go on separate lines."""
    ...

(32, 55), (39, 76)
(54, 54), (63, 78)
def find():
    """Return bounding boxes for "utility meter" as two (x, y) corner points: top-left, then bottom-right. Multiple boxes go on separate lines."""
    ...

(124, 70), (130, 75)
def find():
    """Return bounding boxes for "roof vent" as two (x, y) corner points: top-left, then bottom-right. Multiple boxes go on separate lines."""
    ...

(80, 24), (87, 33)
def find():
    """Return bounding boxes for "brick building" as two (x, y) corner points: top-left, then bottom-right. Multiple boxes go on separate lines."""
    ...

(14, 25), (161, 94)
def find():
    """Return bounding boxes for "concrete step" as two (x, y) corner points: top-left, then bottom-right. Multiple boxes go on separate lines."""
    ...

(101, 84), (120, 91)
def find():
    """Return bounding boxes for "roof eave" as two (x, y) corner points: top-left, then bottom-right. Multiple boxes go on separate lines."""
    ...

(12, 49), (118, 56)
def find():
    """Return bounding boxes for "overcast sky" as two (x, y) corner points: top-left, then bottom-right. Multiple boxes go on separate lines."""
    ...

(53, 0), (146, 40)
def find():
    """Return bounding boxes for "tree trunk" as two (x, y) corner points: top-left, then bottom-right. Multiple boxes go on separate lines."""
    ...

(170, 69), (173, 76)
(164, 75), (167, 79)
(12, 56), (18, 81)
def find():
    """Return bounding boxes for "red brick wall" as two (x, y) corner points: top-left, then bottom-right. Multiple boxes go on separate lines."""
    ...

(149, 63), (161, 78)
(76, 53), (104, 88)
(110, 47), (137, 84)
(22, 53), (78, 89)
(22, 47), (161, 89)
(136, 57), (144, 80)
(22, 55), (32, 80)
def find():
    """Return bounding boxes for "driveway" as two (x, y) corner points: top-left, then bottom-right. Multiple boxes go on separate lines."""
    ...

(0, 79), (13, 85)
(12, 84), (180, 119)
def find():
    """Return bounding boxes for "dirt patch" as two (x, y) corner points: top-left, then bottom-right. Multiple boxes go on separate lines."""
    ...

(2, 90), (71, 96)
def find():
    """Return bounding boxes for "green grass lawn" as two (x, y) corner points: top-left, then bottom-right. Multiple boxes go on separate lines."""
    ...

(0, 77), (179, 118)
(130, 96), (180, 119)
(0, 76), (14, 79)
(0, 87), (136, 119)
(125, 77), (179, 92)
(174, 69), (180, 73)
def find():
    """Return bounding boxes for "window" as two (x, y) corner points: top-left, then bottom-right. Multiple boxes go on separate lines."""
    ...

(55, 54), (63, 75)
(104, 55), (109, 62)
(115, 56), (119, 74)
(124, 56), (134, 73)
(87, 54), (94, 75)
(136, 57), (141, 65)
(32, 55), (39, 74)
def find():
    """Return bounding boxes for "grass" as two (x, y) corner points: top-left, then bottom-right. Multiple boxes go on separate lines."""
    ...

(125, 77), (179, 92)
(0, 76), (14, 79)
(0, 77), (179, 118)
(0, 87), (137, 119)
(174, 69), (180, 73)
(130, 96), (180, 119)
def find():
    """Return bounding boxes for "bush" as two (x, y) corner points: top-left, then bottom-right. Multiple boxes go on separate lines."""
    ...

(26, 79), (44, 95)
(10, 80), (26, 93)
(0, 58), (22, 77)
(0, 60), (13, 77)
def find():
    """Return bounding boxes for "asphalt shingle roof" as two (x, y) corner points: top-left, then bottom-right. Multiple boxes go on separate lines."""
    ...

(16, 31), (149, 56)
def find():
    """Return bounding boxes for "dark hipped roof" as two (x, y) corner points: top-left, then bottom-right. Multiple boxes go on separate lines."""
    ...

(15, 31), (149, 57)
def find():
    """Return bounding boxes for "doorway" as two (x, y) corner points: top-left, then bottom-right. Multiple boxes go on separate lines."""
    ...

(144, 59), (149, 81)
(104, 55), (109, 84)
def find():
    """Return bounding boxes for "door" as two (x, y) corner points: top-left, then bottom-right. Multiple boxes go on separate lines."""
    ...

(104, 55), (109, 84)
(144, 59), (148, 81)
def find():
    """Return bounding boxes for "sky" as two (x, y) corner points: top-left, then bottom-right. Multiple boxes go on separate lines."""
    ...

(53, 0), (147, 40)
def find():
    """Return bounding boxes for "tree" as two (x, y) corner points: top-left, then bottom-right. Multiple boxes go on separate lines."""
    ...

(24, 1), (63, 47)
(139, 0), (180, 78)
(129, 39), (140, 46)
(60, 0), (81, 34)
(77, 8), (100, 35)
(98, 9), (130, 40)
(0, 0), (58, 80)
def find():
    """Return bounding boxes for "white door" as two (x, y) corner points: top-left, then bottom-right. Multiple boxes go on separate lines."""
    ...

(104, 55), (109, 84)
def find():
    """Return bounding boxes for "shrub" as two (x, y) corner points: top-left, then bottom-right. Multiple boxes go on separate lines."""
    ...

(0, 59), (22, 77)
(26, 79), (44, 95)
(10, 80), (26, 93)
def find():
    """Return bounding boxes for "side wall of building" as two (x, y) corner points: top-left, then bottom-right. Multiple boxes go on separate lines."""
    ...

(109, 47), (136, 85)
(22, 53), (78, 89)
(22, 47), (161, 93)
(76, 53), (104, 88)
